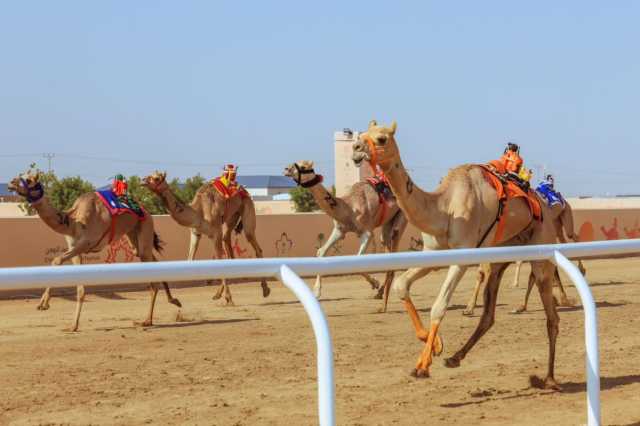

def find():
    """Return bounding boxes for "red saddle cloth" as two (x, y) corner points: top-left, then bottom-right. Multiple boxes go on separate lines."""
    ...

(366, 176), (394, 227)
(479, 164), (542, 244)
(211, 178), (250, 200)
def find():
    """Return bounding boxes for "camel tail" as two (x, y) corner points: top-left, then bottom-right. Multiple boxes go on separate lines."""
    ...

(234, 218), (244, 235)
(153, 232), (165, 253)
(560, 202), (579, 242)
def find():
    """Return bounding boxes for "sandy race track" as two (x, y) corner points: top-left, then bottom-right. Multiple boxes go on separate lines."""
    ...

(1, 259), (639, 425)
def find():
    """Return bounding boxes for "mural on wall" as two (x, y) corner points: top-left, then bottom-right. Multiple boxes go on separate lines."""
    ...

(315, 232), (343, 256)
(600, 218), (619, 240)
(104, 237), (136, 263)
(231, 236), (249, 258)
(43, 245), (101, 265)
(275, 232), (294, 257)
(624, 219), (640, 239)
(578, 221), (595, 242)
(408, 235), (424, 251)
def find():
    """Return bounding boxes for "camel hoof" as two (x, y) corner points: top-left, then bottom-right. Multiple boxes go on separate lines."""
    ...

(37, 305), (50, 311)
(510, 306), (526, 314)
(262, 286), (271, 298)
(135, 320), (153, 327)
(372, 291), (383, 300)
(63, 327), (79, 333)
(410, 368), (429, 378)
(462, 309), (474, 316)
(529, 375), (561, 391)
(370, 281), (380, 291)
(212, 293), (223, 301)
(443, 357), (460, 368)
(170, 298), (182, 308)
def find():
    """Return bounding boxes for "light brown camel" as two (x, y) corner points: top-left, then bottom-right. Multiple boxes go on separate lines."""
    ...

(8, 171), (182, 331)
(352, 120), (563, 389)
(142, 171), (270, 305)
(463, 200), (586, 316)
(284, 161), (408, 311)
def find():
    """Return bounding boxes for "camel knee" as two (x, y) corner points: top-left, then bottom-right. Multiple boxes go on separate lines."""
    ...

(392, 276), (410, 300)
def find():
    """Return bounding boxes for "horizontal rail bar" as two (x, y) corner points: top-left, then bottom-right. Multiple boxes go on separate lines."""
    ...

(1, 239), (640, 290)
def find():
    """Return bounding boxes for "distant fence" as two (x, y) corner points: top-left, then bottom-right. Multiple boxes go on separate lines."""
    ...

(2, 240), (638, 425)
(1, 207), (640, 268)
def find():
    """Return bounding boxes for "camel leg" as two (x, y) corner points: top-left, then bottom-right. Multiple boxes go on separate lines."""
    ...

(511, 261), (523, 288)
(37, 287), (52, 311)
(244, 227), (271, 298)
(530, 262), (561, 390)
(443, 262), (509, 369)
(463, 265), (487, 316)
(511, 271), (536, 314)
(411, 265), (468, 377)
(377, 215), (407, 311)
(51, 238), (93, 266)
(355, 231), (381, 291)
(554, 268), (576, 307)
(66, 285), (86, 332)
(162, 282), (182, 308)
(313, 225), (344, 299)
(210, 231), (234, 306)
(135, 284), (159, 327)
(187, 230), (202, 261)
(66, 252), (86, 331)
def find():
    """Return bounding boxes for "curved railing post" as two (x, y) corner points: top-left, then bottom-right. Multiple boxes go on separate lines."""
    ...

(553, 250), (600, 426)
(277, 264), (335, 426)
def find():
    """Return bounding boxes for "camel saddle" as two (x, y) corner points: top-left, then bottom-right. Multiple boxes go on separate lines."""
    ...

(211, 178), (250, 200)
(96, 190), (146, 220)
(479, 164), (542, 245)
(366, 176), (394, 227)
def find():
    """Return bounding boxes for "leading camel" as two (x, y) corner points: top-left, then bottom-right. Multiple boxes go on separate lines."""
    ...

(284, 161), (408, 311)
(8, 170), (182, 331)
(142, 171), (270, 305)
(352, 120), (563, 389)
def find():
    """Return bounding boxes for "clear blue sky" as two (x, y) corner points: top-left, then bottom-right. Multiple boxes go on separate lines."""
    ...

(1, 1), (638, 196)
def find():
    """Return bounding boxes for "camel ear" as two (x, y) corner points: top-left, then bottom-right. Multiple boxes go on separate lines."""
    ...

(161, 171), (167, 179)
(389, 121), (397, 135)
(368, 120), (378, 130)
(34, 171), (42, 182)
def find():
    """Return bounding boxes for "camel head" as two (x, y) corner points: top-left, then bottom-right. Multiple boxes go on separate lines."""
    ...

(8, 170), (45, 203)
(352, 120), (399, 170)
(142, 171), (169, 193)
(283, 161), (322, 187)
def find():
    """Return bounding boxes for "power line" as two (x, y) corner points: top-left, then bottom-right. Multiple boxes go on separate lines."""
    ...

(42, 153), (55, 173)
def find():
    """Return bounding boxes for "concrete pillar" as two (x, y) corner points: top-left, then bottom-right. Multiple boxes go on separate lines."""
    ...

(334, 128), (373, 197)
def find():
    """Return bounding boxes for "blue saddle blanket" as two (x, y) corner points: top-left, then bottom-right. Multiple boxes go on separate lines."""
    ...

(535, 182), (565, 207)
(96, 190), (145, 218)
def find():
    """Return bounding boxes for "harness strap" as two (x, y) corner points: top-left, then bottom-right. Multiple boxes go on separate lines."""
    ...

(376, 192), (388, 227)
(476, 198), (505, 248)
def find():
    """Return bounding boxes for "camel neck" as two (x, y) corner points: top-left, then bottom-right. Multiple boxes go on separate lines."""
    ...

(31, 197), (73, 236)
(381, 156), (448, 237)
(157, 187), (203, 229)
(305, 182), (352, 223)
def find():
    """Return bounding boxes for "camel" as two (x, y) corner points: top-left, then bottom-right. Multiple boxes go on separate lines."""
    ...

(8, 170), (182, 331)
(284, 161), (408, 311)
(142, 171), (270, 305)
(352, 120), (563, 389)
(464, 200), (587, 316)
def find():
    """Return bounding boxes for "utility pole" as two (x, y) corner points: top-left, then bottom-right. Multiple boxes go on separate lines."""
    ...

(43, 153), (55, 173)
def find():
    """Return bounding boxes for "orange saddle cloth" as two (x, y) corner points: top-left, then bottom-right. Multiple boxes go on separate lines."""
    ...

(211, 178), (249, 199)
(479, 164), (542, 244)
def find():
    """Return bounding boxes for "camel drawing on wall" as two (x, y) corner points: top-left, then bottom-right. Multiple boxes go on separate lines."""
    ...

(104, 237), (136, 264)
(600, 218), (619, 240)
(624, 219), (640, 239)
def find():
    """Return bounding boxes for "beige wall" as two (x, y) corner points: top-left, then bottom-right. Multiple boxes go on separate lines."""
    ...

(1, 206), (639, 268)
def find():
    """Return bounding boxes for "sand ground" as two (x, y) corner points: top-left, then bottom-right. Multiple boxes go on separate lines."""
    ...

(1, 259), (639, 425)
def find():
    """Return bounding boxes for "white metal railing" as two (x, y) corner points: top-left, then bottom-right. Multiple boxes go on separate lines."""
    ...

(2, 239), (640, 425)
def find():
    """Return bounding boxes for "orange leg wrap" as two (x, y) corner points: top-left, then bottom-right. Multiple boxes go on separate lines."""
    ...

(415, 322), (442, 373)
(404, 299), (429, 342)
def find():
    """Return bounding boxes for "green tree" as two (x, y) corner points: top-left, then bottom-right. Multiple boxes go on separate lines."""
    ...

(125, 175), (180, 215)
(289, 186), (319, 212)
(176, 174), (206, 204)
